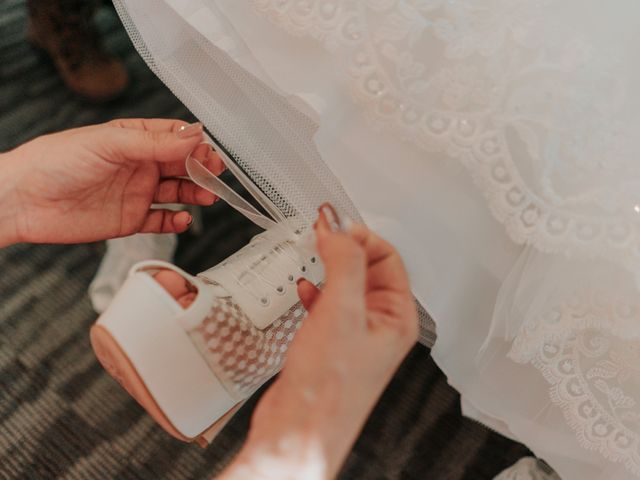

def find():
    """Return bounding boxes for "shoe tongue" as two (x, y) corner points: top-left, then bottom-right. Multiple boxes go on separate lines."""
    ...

(198, 233), (324, 330)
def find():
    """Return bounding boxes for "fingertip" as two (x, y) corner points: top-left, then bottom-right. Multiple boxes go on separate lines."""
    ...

(153, 269), (189, 300)
(177, 292), (197, 309)
(155, 122), (204, 164)
(173, 211), (192, 232)
(176, 122), (204, 140)
(205, 148), (226, 176)
(196, 187), (217, 206)
(297, 279), (320, 311)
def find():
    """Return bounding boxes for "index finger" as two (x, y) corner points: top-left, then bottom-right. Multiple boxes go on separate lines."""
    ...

(105, 119), (226, 178)
(106, 118), (191, 133)
(109, 119), (198, 177)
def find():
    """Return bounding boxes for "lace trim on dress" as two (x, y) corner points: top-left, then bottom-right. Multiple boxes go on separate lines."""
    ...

(511, 322), (640, 475)
(252, 0), (640, 280)
(251, 1), (640, 475)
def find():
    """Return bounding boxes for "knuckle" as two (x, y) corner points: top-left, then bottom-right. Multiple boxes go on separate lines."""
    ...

(158, 181), (171, 199)
(378, 236), (398, 255)
(347, 240), (366, 264)
(144, 130), (162, 159)
(105, 119), (123, 128)
(328, 239), (365, 274)
(145, 129), (161, 144)
(387, 296), (420, 343)
(403, 313), (420, 345)
(177, 179), (186, 200)
(320, 233), (361, 260)
(341, 234), (364, 256)
(349, 224), (369, 243)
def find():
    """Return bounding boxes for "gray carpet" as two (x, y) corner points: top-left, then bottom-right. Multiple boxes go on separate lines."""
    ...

(0, 1), (531, 478)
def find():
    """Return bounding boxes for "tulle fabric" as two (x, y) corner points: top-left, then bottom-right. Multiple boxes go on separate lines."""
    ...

(114, 1), (640, 478)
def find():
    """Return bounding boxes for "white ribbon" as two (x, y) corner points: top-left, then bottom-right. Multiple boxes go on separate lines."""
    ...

(186, 134), (293, 236)
(185, 134), (323, 312)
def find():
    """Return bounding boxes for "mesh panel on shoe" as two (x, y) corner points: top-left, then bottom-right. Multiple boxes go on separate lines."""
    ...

(189, 297), (305, 399)
(113, 0), (436, 347)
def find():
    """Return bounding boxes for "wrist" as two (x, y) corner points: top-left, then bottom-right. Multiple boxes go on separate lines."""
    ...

(222, 378), (356, 480)
(0, 148), (26, 247)
(222, 435), (328, 480)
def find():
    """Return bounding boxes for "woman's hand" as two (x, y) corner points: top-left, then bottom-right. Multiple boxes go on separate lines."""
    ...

(221, 204), (418, 480)
(0, 118), (223, 246)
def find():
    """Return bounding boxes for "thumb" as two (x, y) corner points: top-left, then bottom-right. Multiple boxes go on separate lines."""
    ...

(107, 123), (204, 164)
(315, 204), (367, 307)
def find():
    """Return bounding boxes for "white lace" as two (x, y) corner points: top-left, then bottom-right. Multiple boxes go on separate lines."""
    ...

(252, 0), (640, 281)
(250, 1), (640, 476)
(510, 286), (640, 362)
(510, 327), (640, 477)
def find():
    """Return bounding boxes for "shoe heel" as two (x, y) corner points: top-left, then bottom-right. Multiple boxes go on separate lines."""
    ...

(92, 263), (239, 442)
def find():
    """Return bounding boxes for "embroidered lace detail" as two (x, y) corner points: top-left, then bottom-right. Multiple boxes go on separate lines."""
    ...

(506, 278), (640, 475)
(511, 321), (640, 476)
(252, 0), (640, 278)
(251, 2), (640, 473)
(510, 288), (640, 362)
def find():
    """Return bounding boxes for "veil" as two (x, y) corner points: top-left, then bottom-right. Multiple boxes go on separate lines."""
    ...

(113, 1), (640, 479)
(112, 0), (439, 346)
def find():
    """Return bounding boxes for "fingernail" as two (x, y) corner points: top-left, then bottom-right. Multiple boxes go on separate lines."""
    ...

(186, 214), (193, 226)
(177, 122), (203, 139)
(319, 202), (342, 233)
(296, 277), (304, 286)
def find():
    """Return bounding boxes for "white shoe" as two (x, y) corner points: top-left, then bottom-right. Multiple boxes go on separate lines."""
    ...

(91, 134), (327, 444)
(91, 223), (323, 445)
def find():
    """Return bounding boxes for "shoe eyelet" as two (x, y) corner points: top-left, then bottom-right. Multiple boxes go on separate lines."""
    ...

(288, 274), (295, 283)
(301, 265), (307, 273)
(276, 286), (286, 295)
(260, 297), (270, 306)
(310, 256), (317, 264)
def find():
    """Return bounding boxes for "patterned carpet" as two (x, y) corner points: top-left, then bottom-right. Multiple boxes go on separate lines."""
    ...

(0, 1), (531, 478)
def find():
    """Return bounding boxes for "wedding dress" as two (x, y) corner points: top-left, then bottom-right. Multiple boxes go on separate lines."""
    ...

(112, 1), (640, 478)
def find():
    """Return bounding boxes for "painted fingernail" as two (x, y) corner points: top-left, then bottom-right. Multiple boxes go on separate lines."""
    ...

(319, 202), (342, 233)
(177, 122), (203, 139)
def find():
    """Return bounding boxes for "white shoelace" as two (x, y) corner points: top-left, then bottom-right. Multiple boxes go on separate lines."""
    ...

(186, 134), (318, 302)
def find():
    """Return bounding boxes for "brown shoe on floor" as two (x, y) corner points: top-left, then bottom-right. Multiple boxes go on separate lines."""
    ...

(27, 0), (129, 102)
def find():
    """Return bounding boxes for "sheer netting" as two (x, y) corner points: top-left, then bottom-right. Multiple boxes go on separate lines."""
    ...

(113, 0), (437, 346)
(114, 1), (640, 479)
